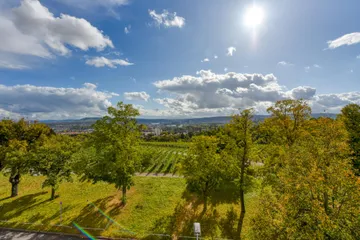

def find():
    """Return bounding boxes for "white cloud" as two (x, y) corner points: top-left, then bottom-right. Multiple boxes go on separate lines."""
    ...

(86, 56), (133, 68)
(58, 0), (128, 9)
(146, 70), (360, 116)
(227, 47), (236, 56)
(201, 58), (210, 62)
(214, 55), (218, 59)
(0, 61), (29, 70)
(0, 0), (113, 61)
(357, 55), (360, 59)
(124, 91), (150, 102)
(327, 32), (360, 49)
(311, 92), (360, 113)
(124, 25), (131, 34)
(152, 70), (317, 116)
(0, 82), (118, 120)
(305, 64), (321, 72)
(224, 67), (228, 72)
(277, 61), (294, 66)
(148, 9), (185, 28)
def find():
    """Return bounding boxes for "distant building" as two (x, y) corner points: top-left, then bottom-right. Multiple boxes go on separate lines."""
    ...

(154, 127), (162, 136)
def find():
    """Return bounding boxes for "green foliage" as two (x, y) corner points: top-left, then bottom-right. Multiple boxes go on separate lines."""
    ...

(75, 102), (141, 204)
(220, 109), (256, 239)
(33, 135), (79, 199)
(181, 136), (223, 213)
(0, 119), (53, 197)
(340, 104), (360, 172)
(266, 99), (311, 146)
(250, 110), (360, 239)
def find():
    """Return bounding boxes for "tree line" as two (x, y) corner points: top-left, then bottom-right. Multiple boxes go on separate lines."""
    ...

(1, 100), (360, 239)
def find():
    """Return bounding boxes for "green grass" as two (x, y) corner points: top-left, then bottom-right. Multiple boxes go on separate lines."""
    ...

(0, 174), (259, 239)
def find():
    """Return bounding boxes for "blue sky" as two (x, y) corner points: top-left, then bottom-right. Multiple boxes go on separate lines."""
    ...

(0, 0), (359, 119)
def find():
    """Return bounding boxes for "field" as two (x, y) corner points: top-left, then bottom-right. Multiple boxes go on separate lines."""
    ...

(0, 174), (259, 239)
(140, 142), (189, 175)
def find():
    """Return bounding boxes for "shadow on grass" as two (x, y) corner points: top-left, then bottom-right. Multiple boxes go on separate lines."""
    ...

(72, 195), (124, 229)
(146, 184), (240, 239)
(210, 181), (239, 205)
(0, 191), (48, 220)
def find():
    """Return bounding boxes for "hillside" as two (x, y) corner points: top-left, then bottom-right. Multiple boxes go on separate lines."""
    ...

(0, 174), (259, 239)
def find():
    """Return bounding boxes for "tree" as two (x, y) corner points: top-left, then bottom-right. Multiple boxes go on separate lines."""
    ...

(250, 117), (360, 239)
(1, 119), (53, 197)
(4, 140), (29, 197)
(34, 135), (78, 200)
(220, 109), (255, 239)
(76, 102), (141, 204)
(340, 104), (360, 173)
(181, 136), (223, 213)
(266, 99), (311, 146)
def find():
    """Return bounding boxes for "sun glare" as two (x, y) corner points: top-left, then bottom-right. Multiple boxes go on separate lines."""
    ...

(244, 5), (264, 28)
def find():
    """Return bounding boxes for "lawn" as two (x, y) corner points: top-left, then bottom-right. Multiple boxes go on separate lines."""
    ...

(0, 174), (258, 239)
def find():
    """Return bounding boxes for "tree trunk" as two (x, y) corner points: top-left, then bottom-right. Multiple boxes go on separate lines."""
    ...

(202, 195), (208, 214)
(237, 188), (246, 239)
(9, 174), (20, 197)
(51, 186), (56, 200)
(237, 116), (249, 240)
(121, 185), (127, 205)
(202, 182), (209, 214)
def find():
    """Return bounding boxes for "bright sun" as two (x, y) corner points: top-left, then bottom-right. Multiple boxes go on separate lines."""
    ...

(244, 5), (264, 28)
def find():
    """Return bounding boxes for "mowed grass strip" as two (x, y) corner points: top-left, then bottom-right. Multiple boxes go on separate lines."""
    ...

(0, 174), (258, 239)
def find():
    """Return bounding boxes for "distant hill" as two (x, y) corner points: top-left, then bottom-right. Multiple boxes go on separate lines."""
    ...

(41, 113), (338, 125)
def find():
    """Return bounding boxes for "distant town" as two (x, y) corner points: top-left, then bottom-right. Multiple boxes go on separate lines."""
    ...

(42, 113), (337, 137)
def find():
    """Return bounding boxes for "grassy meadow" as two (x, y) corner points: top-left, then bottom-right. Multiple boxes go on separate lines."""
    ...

(0, 174), (258, 239)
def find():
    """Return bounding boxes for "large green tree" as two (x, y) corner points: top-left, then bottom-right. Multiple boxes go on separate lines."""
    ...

(75, 102), (141, 204)
(1, 119), (53, 197)
(340, 103), (360, 172)
(250, 116), (360, 239)
(266, 99), (311, 146)
(34, 134), (78, 200)
(181, 135), (223, 213)
(220, 109), (255, 239)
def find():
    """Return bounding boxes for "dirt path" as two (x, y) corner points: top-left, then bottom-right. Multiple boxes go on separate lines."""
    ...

(135, 172), (183, 178)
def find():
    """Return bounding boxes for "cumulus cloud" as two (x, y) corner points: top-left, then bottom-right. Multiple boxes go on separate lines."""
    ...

(357, 55), (360, 59)
(311, 92), (360, 112)
(148, 9), (185, 28)
(313, 64), (321, 68)
(124, 25), (131, 34)
(147, 70), (360, 117)
(224, 68), (228, 72)
(201, 58), (210, 62)
(0, 0), (113, 62)
(0, 82), (118, 120)
(327, 32), (360, 49)
(86, 56), (133, 68)
(214, 55), (218, 59)
(227, 47), (236, 56)
(152, 70), (318, 116)
(278, 61), (294, 66)
(124, 91), (150, 102)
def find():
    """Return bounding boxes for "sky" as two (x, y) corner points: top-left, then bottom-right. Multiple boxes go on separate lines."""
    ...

(0, 0), (359, 120)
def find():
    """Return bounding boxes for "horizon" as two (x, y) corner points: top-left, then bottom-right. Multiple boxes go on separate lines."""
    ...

(0, 0), (359, 120)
